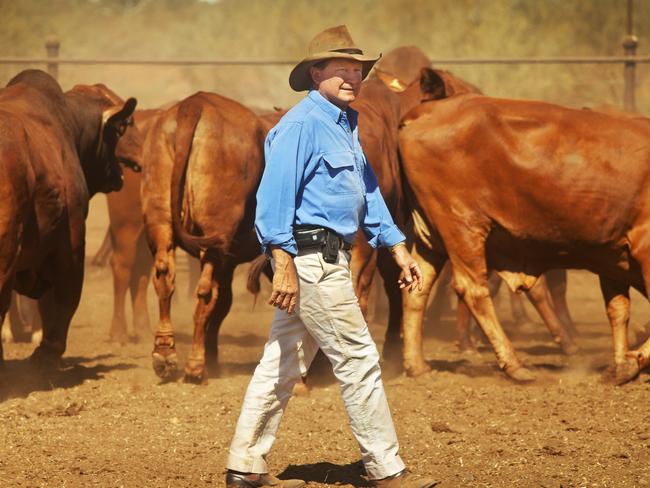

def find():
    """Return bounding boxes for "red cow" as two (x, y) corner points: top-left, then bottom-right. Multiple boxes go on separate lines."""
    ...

(399, 68), (650, 383)
(0, 69), (138, 365)
(142, 92), (265, 382)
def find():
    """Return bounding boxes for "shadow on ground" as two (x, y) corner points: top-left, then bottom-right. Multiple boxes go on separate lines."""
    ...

(0, 354), (137, 402)
(279, 460), (370, 487)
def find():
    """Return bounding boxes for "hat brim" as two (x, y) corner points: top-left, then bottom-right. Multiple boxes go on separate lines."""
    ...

(289, 51), (381, 92)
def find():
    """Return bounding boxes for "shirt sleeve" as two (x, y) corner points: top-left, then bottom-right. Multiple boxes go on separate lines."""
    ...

(255, 122), (310, 256)
(361, 152), (406, 249)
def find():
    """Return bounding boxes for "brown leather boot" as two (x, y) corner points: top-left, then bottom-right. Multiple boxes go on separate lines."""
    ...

(225, 471), (305, 488)
(371, 469), (438, 488)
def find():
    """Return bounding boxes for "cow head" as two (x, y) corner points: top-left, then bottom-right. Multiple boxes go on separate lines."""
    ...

(93, 97), (139, 194)
(67, 84), (142, 196)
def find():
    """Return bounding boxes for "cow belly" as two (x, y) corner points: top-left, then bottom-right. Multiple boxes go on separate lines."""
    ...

(484, 227), (642, 292)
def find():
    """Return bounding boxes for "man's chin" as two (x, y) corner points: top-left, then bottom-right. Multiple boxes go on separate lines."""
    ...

(338, 92), (356, 102)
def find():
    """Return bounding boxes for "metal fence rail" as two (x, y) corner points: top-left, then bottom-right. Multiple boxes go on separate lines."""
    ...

(0, 39), (647, 111)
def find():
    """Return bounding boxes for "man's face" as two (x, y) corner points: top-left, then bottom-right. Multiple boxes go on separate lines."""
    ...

(310, 59), (363, 109)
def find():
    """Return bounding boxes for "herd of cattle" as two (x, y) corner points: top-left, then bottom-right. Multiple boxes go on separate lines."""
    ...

(1, 46), (649, 387)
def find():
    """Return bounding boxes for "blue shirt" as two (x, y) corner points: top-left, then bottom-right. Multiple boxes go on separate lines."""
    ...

(255, 90), (406, 256)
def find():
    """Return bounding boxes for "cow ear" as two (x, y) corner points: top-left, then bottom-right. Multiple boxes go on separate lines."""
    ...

(102, 97), (137, 139)
(375, 69), (408, 93)
(420, 68), (447, 100)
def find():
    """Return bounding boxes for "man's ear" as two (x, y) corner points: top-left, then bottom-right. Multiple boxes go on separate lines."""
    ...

(309, 66), (321, 85)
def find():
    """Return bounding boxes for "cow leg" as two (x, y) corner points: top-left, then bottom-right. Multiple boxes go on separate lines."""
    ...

(525, 274), (579, 354)
(0, 281), (12, 364)
(109, 230), (131, 344)
(546, 269), (577, 338)
(32, 258), (83, 366)
(428, 261), (454, 320)
(376, 247), (403, 364)
(184, 259), (220, 383)
(402, 241), (446, 376)
(151, 246), (178, 380)
(129, 232), (152, 342)
(457, 271), (500, 353)
(91, 228), (112, 267)
(9, 292), (40, 343)
(444, 228), (534, 381)
(509, 288), (533, 328)
(598, 276), (640, 384)
(204, 262), (235, 371)
(456, 300), (478, 353)
(186, 254), (201, 299)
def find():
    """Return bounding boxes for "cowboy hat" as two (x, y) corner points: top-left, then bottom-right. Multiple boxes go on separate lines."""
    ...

(289, 25), (381, 92)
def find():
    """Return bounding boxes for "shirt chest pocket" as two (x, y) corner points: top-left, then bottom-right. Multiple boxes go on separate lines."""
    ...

(322, 151), (360, 195)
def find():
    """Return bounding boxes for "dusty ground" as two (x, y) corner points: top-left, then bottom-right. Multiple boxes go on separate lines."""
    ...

(1, 198), (649, 488)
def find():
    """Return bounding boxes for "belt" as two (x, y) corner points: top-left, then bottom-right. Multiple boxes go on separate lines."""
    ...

(294, 226), (352, 251)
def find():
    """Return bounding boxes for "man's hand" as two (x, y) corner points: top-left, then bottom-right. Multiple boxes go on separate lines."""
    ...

(391, 243), (423, 292)
(269, 246), (299, 314)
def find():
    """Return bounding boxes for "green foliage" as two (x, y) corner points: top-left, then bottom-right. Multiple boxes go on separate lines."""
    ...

(0, 0), (648, 113)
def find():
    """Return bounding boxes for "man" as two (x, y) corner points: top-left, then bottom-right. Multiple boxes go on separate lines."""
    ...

(226, 26), (436, 488)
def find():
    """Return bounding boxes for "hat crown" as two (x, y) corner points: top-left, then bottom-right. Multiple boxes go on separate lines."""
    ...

(307, 25), (363, 56)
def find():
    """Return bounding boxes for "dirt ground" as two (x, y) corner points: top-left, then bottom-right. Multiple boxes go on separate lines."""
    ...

(1, 198), (649, 488)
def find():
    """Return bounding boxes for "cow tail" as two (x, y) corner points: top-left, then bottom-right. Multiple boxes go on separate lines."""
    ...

(170, 99), (225, 258)
(246, 254), (270, 295)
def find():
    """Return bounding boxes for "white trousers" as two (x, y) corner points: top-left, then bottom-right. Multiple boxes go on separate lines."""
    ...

(227, 249), (405, 480)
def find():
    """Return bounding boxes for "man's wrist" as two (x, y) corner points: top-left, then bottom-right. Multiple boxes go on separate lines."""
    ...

(390, 241), (407, 254)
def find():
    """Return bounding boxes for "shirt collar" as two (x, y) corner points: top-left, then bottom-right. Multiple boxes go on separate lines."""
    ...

(308, 90), (358, 126)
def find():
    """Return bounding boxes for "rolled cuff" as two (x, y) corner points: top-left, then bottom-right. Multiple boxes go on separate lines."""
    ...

(259, 234), (298, 257)
(367, 226), (406, 250)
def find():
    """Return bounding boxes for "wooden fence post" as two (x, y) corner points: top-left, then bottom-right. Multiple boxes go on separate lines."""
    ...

(45, 37), (60, 81)
(622, 0), (637, 112)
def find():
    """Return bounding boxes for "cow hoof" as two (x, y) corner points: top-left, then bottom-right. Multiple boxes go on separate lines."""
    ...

(505, 365), (536, 383)
(404, 361), (432, 377)
(109, 331), (128, 345)
(602, 357), (640, 385)
(152, 352), (178, 380)
(30, 346), (62, 368)
(183, 368), (207, 385)
(560, 341), (579, 355)
(455, 341), (479, 355)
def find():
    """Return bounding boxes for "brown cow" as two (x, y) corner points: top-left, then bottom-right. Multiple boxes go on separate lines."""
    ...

(105, 108), (162, 343)
(399, 68), (650, 384)
(350, 47), (574, 364)
(143, 92), (265, 383)
(4, 108), (156, 346)
(0, 69), (138, 365)
(349, 46), (484, 363)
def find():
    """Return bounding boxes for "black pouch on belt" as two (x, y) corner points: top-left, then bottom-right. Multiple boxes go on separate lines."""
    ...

(322, 231), (340, 264)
